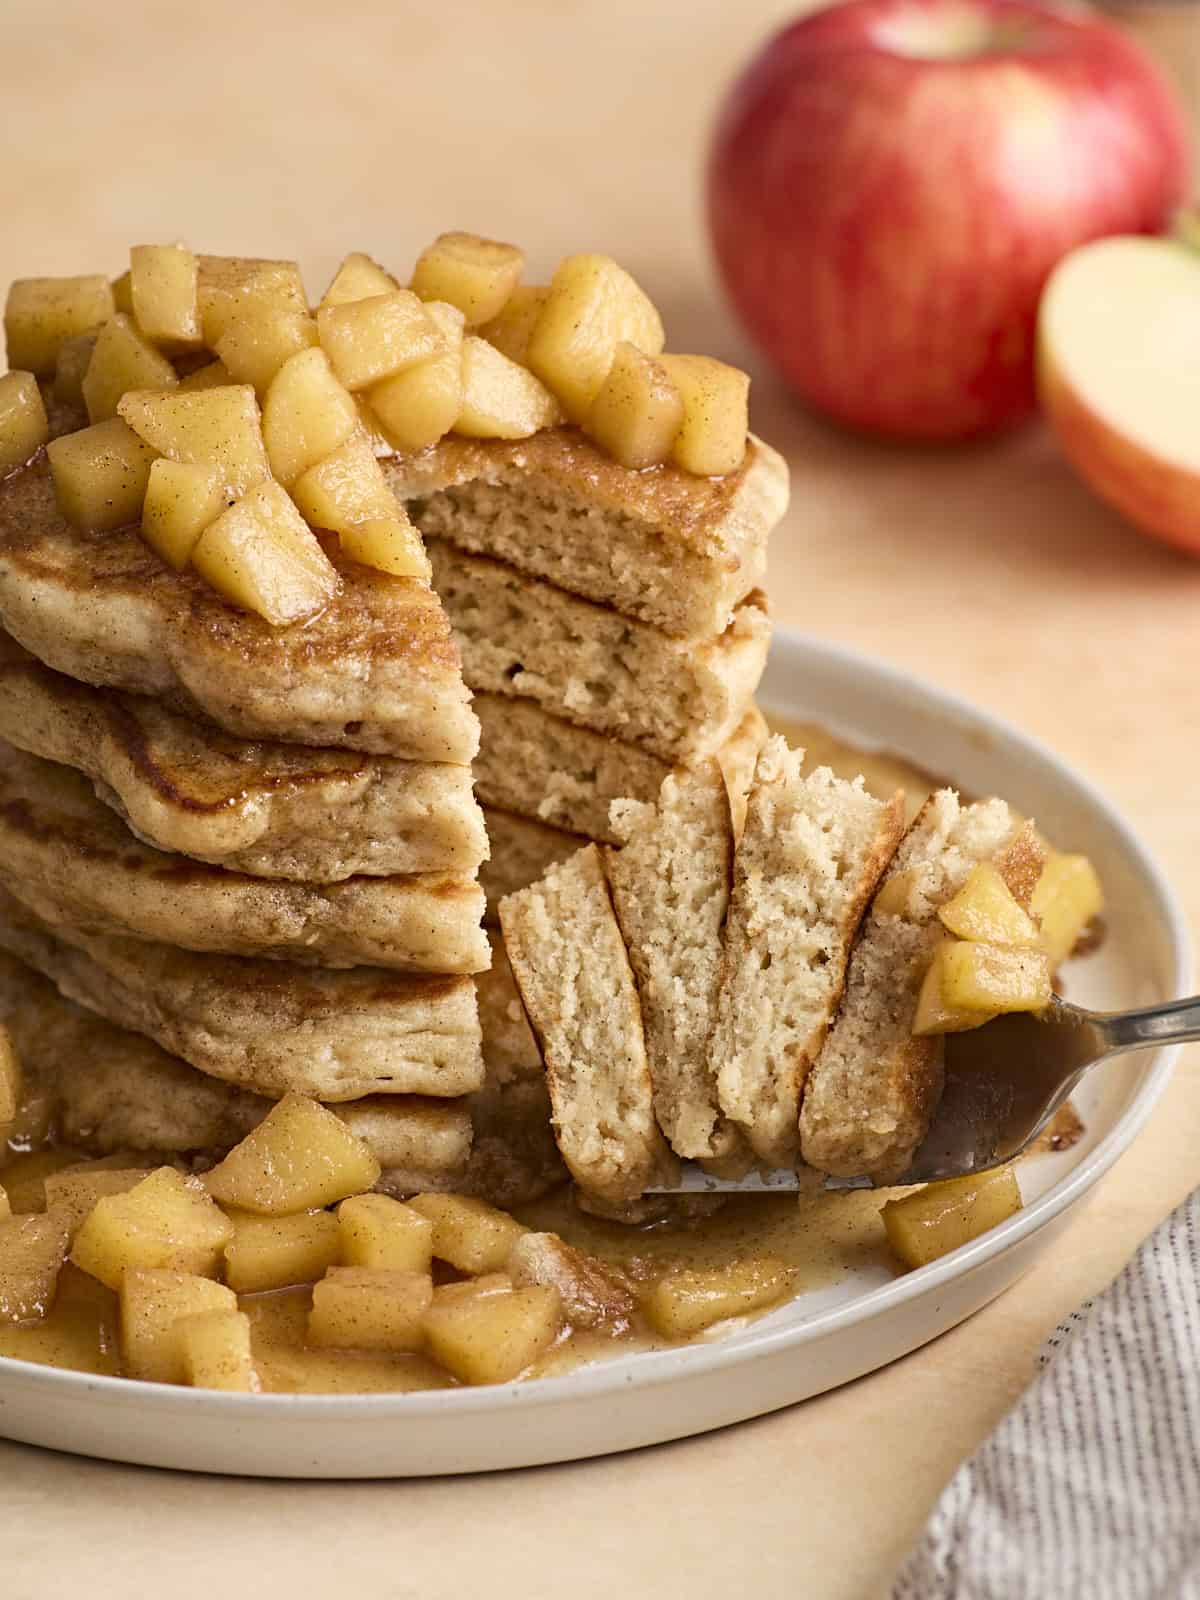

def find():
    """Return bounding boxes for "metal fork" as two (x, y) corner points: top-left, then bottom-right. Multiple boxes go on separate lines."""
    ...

(651, 993), (1199, 1193)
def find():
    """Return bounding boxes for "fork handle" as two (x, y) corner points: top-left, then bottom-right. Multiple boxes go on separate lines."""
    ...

(1097, 993), (1200, 1053)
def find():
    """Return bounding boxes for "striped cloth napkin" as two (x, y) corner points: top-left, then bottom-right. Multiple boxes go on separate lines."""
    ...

(892, 1189), (1200, 1600)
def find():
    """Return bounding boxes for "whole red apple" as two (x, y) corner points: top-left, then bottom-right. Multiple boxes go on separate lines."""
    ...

(708, 0), (1189, 440)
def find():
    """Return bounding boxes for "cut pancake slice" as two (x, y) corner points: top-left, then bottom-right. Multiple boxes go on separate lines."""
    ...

(605, 759), (741, 1161)
(714, 740), (906, 1167)
(473, 695), (767, 843)
(799, 791), (1022, 1183)
(479, 806), (583, 920)
(0, 952), (471, 1188)
(430, 537), (770, 763)
(0, 887), (483, 1102)
(499, 845), (678, 1204)
(388, 428), (789, 639)
(0, 632), (487, 880)
(0, 739), (488, 973)
(0, 463), (476, 763)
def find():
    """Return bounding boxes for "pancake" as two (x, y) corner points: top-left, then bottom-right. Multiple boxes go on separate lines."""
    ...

(0, 952), (471, 1187)
(0, 739), (488, 973)
(429, 537), (770, 763)
(0, 632), (486, 881)
(0, 461), (477, 763)
(0, 887), (484, 1102)
(387, 428), (789, 639)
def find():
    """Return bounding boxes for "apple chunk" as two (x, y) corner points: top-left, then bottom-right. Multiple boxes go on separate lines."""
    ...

(118, 384), (269, 495)
(1039, 236), (1200, 555)
(584, 342), (683, 469)
(142, 459), (229, 569)
(129, 244), (202, 351)
(262, 347), (359, 486)
(0, 1211), (71, 1322)
(455, 337), (561, 439)
(410, 232), (525, 327)
(367, 300), (465, 451)
(0, 372), (50, 475)
(526, 253), (664, 423)
(657, 354), (749, 476)
(83, 313), (178, 423)
(317, 290), (442, 390)
(70, 1167), (233, 1290)
(46, 418), (157, 532)
(204, 1094), (381, 1215)
(190, 480), (339, 626)
(5, 274), (115, 375)
(120, 1268), (236, 1383)
(319, 251), (398, 310)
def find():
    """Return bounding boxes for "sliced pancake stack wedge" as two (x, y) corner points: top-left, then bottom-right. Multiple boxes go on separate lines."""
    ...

(384, 431), (788, 913)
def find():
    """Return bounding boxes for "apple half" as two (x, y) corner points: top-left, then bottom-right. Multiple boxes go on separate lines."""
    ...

(1039, 236), (1200, 554)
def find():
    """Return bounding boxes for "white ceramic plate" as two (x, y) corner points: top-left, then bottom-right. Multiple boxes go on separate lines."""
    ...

(0, 630), (1189, 1478)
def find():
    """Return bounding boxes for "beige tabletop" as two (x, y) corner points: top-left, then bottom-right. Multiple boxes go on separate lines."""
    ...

(2, 2), (1198, 1595)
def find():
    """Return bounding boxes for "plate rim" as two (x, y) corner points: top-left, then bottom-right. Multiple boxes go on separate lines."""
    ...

(0, 626), (1190, 1422)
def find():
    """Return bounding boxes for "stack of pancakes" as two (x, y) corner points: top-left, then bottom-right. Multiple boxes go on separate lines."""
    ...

(0, 459), (493, 1196)
(384, 429), (789, 911)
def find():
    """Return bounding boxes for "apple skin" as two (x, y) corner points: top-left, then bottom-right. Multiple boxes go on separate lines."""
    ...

(708, 0), (1189, 440)
(1039, 345), (1200, 556)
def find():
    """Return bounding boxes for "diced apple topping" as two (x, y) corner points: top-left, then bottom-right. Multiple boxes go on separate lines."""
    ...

(527, 253), (665, 423)
(407, 1192), (527, 1274)
(261, 347), (359, 486)
(118, 384), (269, 496)
(938, 863), (1041, 948)
(337, 1194), (434, 1273)
(42, 1169), (153, 1236)
(141, 458), (229, 570)
(70, 1167), (234, 1291)
(424, 1282), (562, 1384)
(110, 270), (134, 316)
(367, 300), (465, 451)
(584, 341), (684, 469)
(658, 354), (749, 476)
(0, 1211), (71, 1322)
(129, 244), (202, 351)
(82, 314), (178, 423)
(913, 938), (1050, 1036)
(5, 274), (115, 375)
(319, 251), (399, 310)
(308, 1266), (433, 1352)
(190, 480), (339, 626)
(179, 1307), (260, 1392)
(912, 945), (997, 1036)
(0, 372), (50, 475)
(410, 232), (525, 327)
(317, 290), (442, 391)
(882, 1166), (1022, 1270)
(46, 418), (157, 532)
(1032, 853), (1104, 968)
(223, 1208), (341, 1293)
(340, 517), (430, 580)
(455, 336), (561, 439)
(53, 334), (97, 408)
(196, 255), (307, 347)
(478, 285), (548, 365)
(214, 303), (319, 395)
(176, 359), (236, 393)
(289, 432), (397, 533)
(120, 1268), (236, 1383)
(204, 1095), (381, 1215)
(641, 1257), (794, 1338)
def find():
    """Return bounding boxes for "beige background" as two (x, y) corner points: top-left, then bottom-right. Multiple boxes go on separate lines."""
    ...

(2, 2), (1199, 1595)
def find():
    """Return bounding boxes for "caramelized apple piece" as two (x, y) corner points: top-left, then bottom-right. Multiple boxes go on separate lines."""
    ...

(110, 270), (134, 316)
(129, 244), (202, 351)
(46, 418), (157, 532)
(204, 1095), (381, 1215)
(1032, 854), (1104, 968)
(70, 1167), (233, 1290)
(319, 252), (398, 310)
(938, 863), (1041, 948)
(53, 334), (97, 408)
(584, 342), (683, 469)
(179, 1306), (260, 1392)
(872, 868), (918, 918)
(455, 337), (561, 439)
(882, 1166), (1022, 1270)
(120, 1268), (236, 1383)
(176, 359), (236, 393)
(317, 290), (442, 390)
(424, 1283), (562, 1384)
(508, 1232), (636, 1330)
(190, 480), (339, 626)
(118, 384), (269, 495)
(0, 1210), (71, 1322)
(642, 1256), (794, 1338)
(196, 255), (307, 347)
(0, 372), (49, 475)
(407, 1192), (526, 1274)
(308, 1266), (432, 1352)
(222, 1208), (340, 1293)
(42, 1168), (153, 1236)
(261, 347), (359, 486)
(142, 459), (229, 570)
(367, 300), (465, 451)
(82, 314), (178, 423)
(215, 303), (319, 395)
(410, 232), (525, 327)
(657, 354), (749, 476)
(526, 253), (664, 423)
(937, 939), (1051, 1015)
(912, 945), (997, 1036)
(5, 274), (115, 375)
(289, 432), (396, 532)
(340, 517), (430, 580)
(337, 1194), (434, 1273)
(478, 285), (548, 365)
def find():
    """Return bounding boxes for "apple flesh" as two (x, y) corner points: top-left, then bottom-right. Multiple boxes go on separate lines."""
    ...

(708, 0), (1188, 440)
(1039, 236), (1200, 555)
